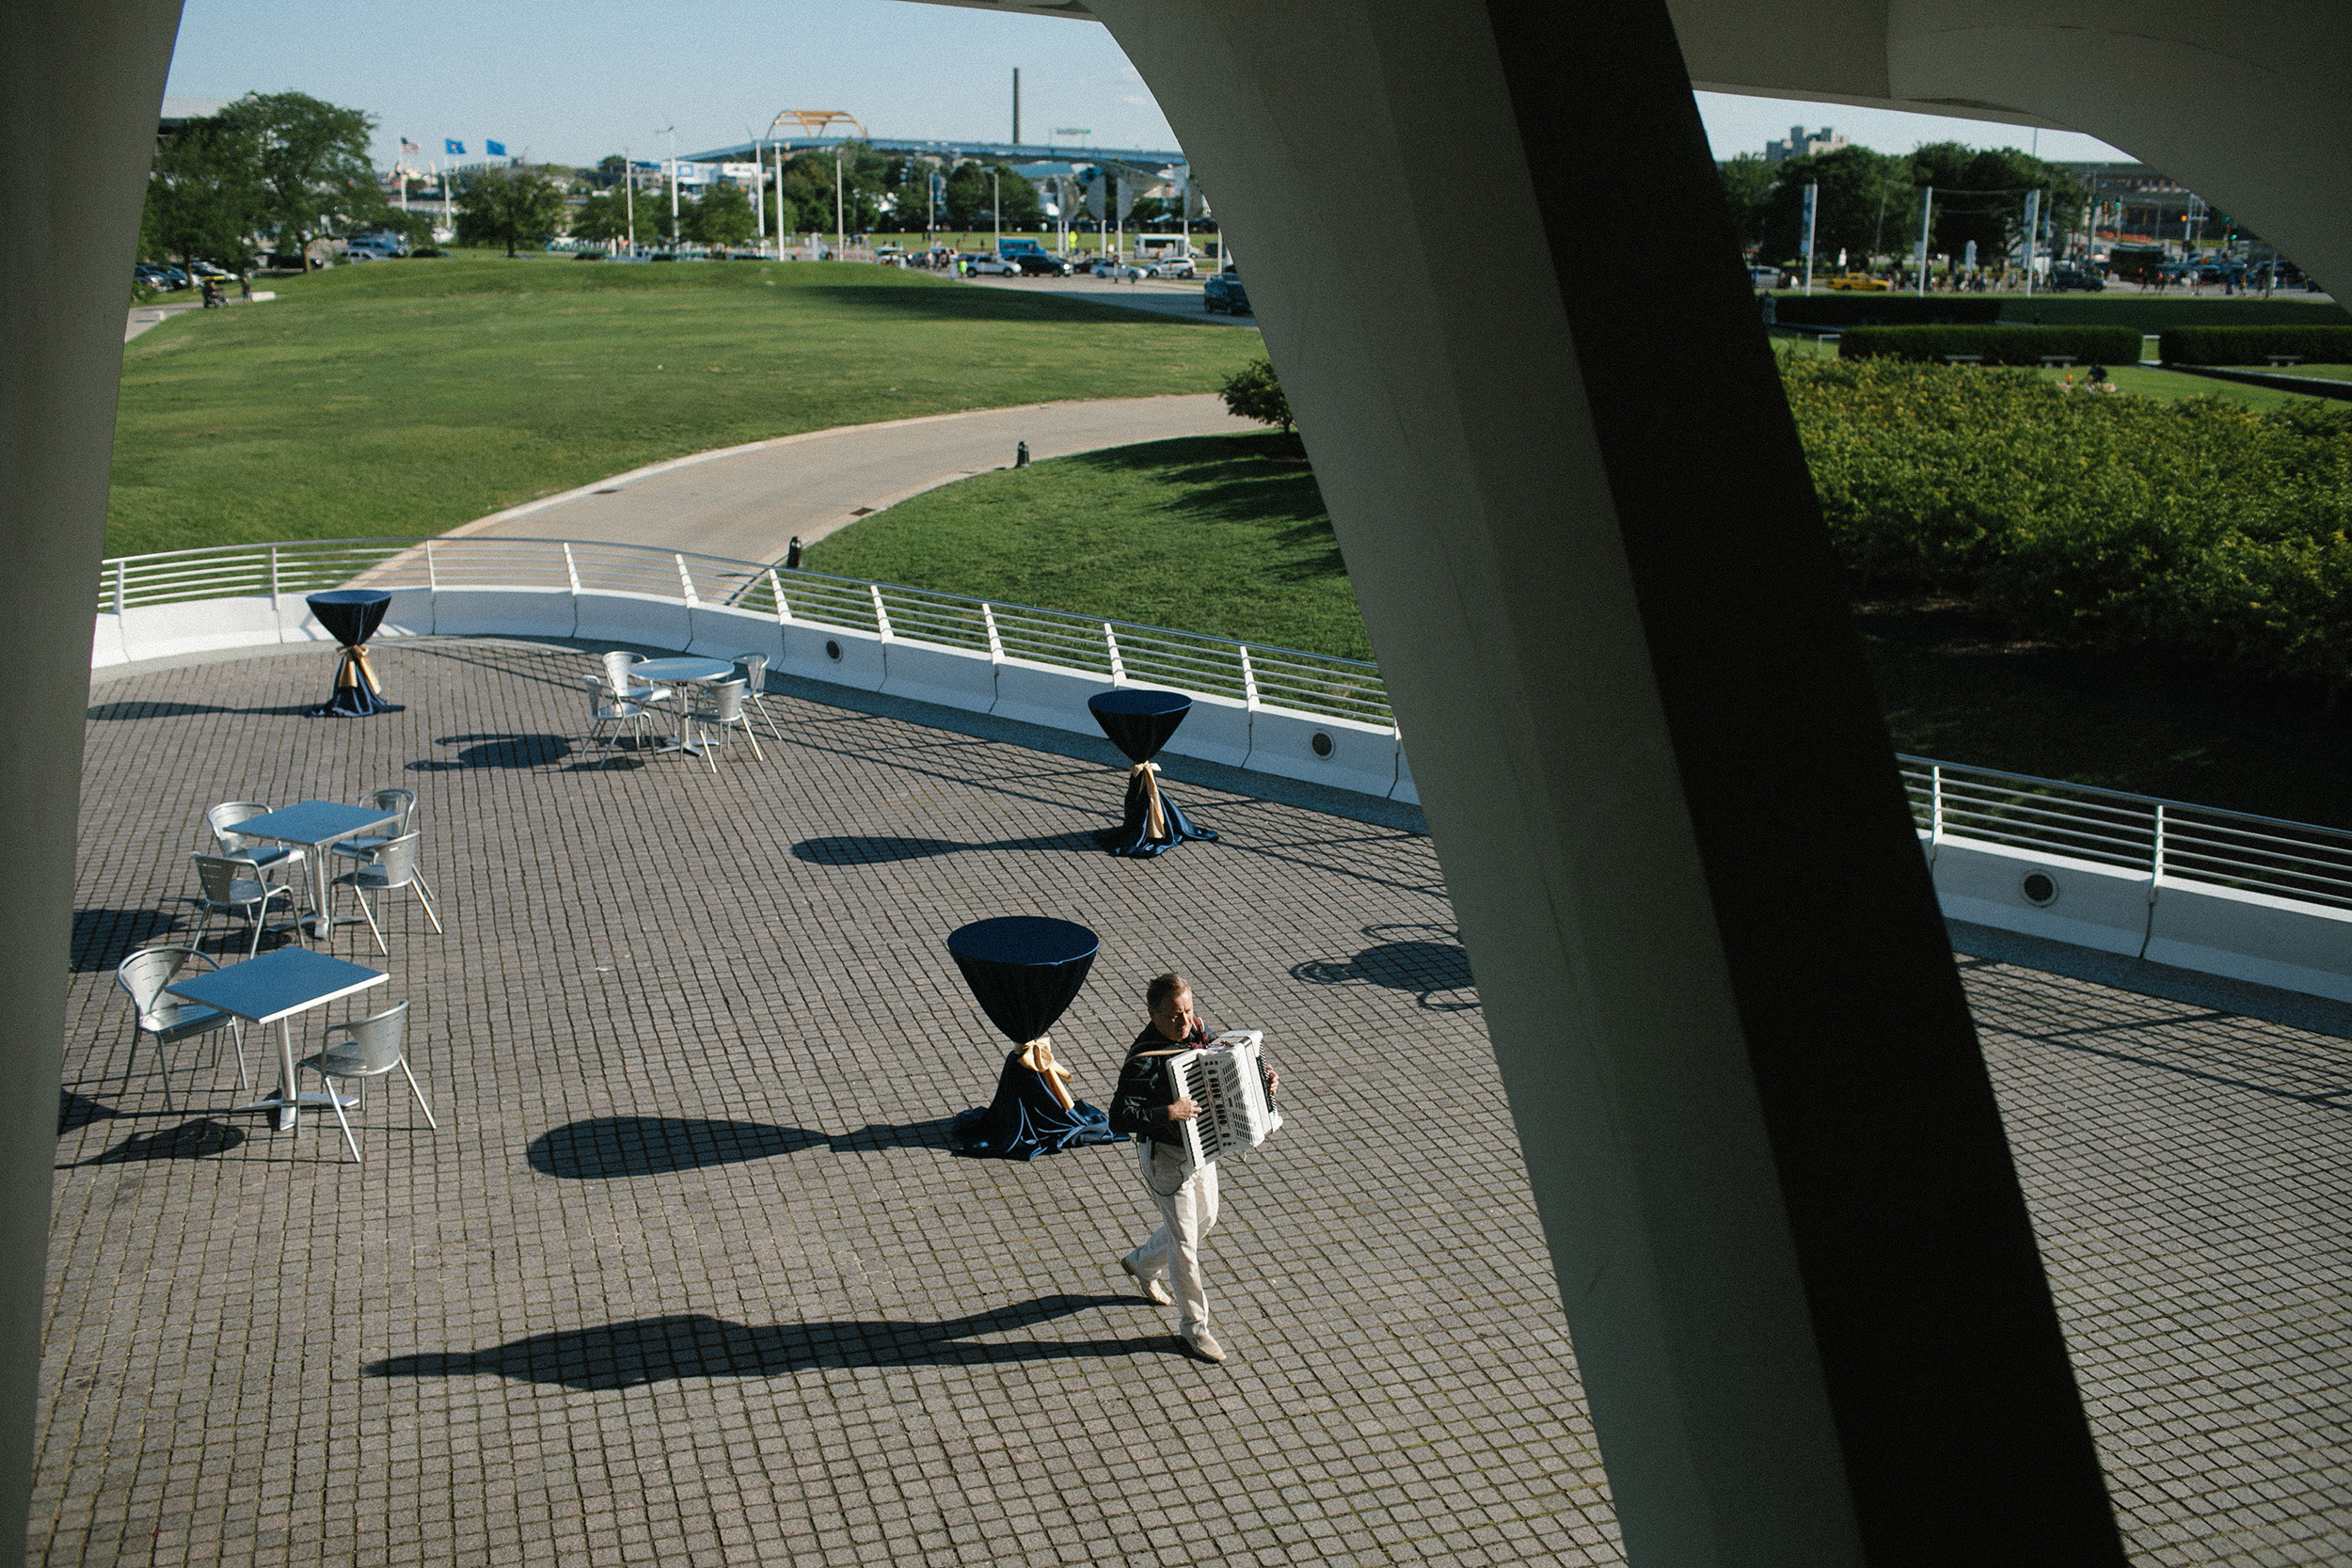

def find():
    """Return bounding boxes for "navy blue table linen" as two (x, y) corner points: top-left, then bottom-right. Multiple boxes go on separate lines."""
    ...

(305, 590), (400, 717)
(945, 917), (1123, 1161)
(1086, 689), (1219, 858)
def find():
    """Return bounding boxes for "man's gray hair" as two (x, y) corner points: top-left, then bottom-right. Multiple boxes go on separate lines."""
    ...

(1146, 973), (1191, 1012)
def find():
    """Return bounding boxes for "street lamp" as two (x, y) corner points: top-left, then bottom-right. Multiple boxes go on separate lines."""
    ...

(991, 167), (1000, 255)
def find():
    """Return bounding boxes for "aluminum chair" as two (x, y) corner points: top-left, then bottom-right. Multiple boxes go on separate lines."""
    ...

(732, 652), (784, 741)
(206, 801), (303, 882)
(294, 999), (436, 1164)
(329, 831), (442, 954)
(601, 650), (672, 706)
(329, 787), (415, 864)
(684, 678), (764, 773)
(582, 674), (659, 752)
(190, 853), (299, 958)
(113, 945), (246, 1111)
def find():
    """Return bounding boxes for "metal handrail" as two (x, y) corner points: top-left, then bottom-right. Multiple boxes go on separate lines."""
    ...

(97, 534), (1392, 728)
(1900, 755), (2352, 910)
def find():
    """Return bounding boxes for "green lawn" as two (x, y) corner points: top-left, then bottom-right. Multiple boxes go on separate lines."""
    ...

(106, 254), (1263, 557)
(817, 421), (2352, 826)
(804, 432), (1371, 660)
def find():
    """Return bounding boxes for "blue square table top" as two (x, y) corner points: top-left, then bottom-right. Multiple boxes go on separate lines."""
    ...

(166, 947), (389, 1025)
(231, 800), (397, 848)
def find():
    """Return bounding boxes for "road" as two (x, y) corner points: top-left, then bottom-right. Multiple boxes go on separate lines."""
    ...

(454, 393), (1256, 563)
(956, 270), (1257, 324)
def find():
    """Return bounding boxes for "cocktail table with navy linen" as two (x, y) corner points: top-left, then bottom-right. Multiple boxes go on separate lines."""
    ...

(227, 800), (399, 942)
(167, 946), (389, 1132)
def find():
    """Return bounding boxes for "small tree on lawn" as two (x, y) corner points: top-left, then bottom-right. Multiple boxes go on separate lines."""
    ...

(685, 182), (756, 248)
(455, 166), (570, 257)
(1220, 357), (1294, 436)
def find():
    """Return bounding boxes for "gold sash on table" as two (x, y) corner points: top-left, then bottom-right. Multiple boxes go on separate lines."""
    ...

(1016, 1034), (1076, 1110)
(1129, 761), (1168, 842)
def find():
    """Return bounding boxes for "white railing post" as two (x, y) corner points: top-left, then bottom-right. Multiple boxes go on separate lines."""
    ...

(268, 545), (281, 610)
(562, 542), (581, 595)
(675, 552), (699, 607)
(2151, 803), (2167, 885)
(112, 560), (126, 618)
(870, 583), (893, 641)
(424, 538), (439, 591)
(982, 603), (1004, 663)
(1239, 644), (1260, 710)
(767, 568), (790, 625)
(1105, 624), (1125, 684)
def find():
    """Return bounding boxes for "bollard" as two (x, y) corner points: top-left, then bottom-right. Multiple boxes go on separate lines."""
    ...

(784, 535), (804, 570)
(1016, 441), (1030, 468)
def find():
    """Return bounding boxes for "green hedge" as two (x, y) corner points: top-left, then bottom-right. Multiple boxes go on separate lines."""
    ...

(2158, 325), (2352, 366)
(1839, 325), (2144, 366)
(1784, 356), (2352, 698)
(1773, 295), (2003, 327)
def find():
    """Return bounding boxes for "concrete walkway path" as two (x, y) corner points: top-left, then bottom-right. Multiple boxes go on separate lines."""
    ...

(959, 271), (1257, 323)
(455, 393), (1255, 564)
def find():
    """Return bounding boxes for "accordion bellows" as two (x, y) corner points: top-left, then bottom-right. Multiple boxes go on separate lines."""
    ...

(1163, 1033), (1283, 1175)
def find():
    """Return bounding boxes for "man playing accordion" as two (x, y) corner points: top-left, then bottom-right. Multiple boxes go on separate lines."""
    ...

(1108, 972), (1278, 1365)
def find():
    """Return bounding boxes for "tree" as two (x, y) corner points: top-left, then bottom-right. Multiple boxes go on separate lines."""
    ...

(1715, 154), (1776, 254)
(215, 91), (389, 270)
(684, 182), (755, 248)
(1757, 145), (1915, 269)
(595, 153), (629, 187)
(1907, 143), (2089, 267)
(454, 166), (569, 257)
(1221, 357), (1294, 436)
(143, 114), (265, 272)
(571, 190), (631, 246)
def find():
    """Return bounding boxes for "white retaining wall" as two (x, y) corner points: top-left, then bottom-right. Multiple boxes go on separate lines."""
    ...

(91, 589), (1417, 801)
(93, 588), (2352, 1006)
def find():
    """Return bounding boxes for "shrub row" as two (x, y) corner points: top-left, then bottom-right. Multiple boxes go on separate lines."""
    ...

(1838, 325), (2144, 366)
(2158, 325), (2352, 366)
(1772, 295), (2003, 327)
(1783, 356), (2352, 697)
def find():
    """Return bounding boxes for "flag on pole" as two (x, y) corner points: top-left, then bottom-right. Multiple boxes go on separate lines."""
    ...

(445, 138), (465, 155)
(486, 139), (506, 156)
(401, 137), (421, 154)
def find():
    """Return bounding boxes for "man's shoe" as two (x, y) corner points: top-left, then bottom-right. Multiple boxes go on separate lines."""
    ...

(1180, 1328), (1227, 1364)
(1121, 1257), (1174, 1307)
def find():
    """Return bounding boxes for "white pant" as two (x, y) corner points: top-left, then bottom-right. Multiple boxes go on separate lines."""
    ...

(1125, 1141), (1220, 1334)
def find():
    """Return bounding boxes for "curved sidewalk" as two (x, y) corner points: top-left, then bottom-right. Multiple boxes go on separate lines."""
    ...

(455, 393), (1253, 565)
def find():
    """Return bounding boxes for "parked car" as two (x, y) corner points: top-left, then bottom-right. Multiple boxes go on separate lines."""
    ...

(1085, 256), (1133, 278)
(1203, 269), (1250, 314)
(1825, 272), (1890, 292)
(1012, 252), (1073, 277)
(1144, 255), (1197, 279)
(962, 253), (1018, 277)
(2045, 266), (2106, 293)
(186, 260), (232, 280)
(135, 262), (188, 290)
(1747, 265), (1787, 288)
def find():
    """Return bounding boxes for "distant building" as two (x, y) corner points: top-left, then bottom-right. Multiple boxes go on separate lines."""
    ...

(1764, 125), (1848, 163)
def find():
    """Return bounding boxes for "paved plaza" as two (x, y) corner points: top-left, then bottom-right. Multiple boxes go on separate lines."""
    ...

(46, 638), (2350, 1566)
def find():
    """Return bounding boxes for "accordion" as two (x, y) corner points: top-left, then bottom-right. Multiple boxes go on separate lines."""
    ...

(1162, 1031), (1282, 1174)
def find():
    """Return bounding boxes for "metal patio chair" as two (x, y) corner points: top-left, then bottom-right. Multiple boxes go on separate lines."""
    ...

(684, 678), (764, 773)
(329, 788), (440, 908)
(328, 831), (442, 954)
(732, 652), (784, 741)
(582, 674), (660, 752)
(113, 945), (246, 1111)
(294, 999), (437, 1164)
(601, 650), (673, 707)
(190, 853), (299, 958)
(205, 800), (303, 882)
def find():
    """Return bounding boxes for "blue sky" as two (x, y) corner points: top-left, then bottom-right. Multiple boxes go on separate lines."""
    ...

(163, 0), (2131, 169)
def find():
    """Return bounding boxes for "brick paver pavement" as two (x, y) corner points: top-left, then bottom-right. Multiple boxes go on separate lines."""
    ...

(44, 639), (2348, 1566)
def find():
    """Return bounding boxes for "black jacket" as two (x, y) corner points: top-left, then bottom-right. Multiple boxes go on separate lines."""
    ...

(1108, 1022), (1276, 1146)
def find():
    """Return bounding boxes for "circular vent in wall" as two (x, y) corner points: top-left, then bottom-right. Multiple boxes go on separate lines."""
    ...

(2020, 872), (2059, 907)
(824, 640), (843, 662)
(1311, 732), (1334, 758)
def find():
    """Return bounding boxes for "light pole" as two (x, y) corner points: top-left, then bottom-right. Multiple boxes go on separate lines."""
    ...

(624, 148), (634, 254)
(1915, 184), (1933, 295)
(1800, 182), (1817, 295)
(662, 126), (677, 247)
(834, 150), (845, 260)
(991, 167), (1000, 255)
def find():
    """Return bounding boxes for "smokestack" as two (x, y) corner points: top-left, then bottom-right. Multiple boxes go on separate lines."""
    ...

(1012, 68), (1021, 145)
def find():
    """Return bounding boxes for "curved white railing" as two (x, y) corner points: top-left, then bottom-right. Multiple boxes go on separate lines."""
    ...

(91, 534), (1418, 803)
(87, 534), (2352, 1002)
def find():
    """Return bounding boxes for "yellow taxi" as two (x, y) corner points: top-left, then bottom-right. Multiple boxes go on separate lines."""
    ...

(1826, 272), (1892, 292)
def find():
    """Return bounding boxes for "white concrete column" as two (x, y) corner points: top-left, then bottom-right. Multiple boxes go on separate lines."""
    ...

(1089, 1), (2122, 1563)
(0, 0), (185, 1553)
